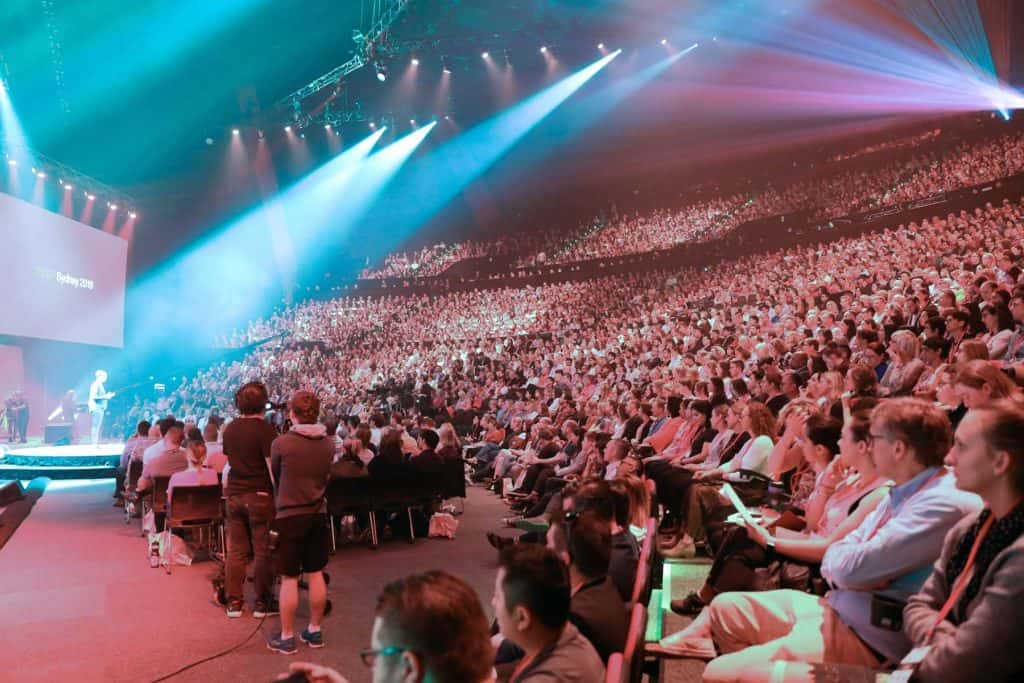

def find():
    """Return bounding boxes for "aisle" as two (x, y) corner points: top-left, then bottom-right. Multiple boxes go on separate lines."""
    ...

(0, 480), (506, 683)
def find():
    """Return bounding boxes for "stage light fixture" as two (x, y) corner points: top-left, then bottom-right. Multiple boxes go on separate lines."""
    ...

(411, 58), (419, 66)
(661, 38), (668, 45)
(6, 159), (15, 166)
(64, 183), (73, 190)
(598, 43), (605, 49)
(284, 125), (292, 132)
(129, 212), (137, 219)
(36, 171), (46, 178)
(540, 46), (548, 53)
(410, 118), (416, 124)
(375, 60), (388, 82)
(232, 128), (240, 135)
(205, 137), (214, 145)
(481, 52), (489, 59)
(324, 124), (331, 130)
(87, 194), (95, 200)
(109, 203), (118, 210)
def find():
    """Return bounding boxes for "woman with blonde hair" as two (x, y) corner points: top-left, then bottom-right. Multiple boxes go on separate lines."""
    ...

(879, 329), (926, 396)
(436, 422), (461, 461)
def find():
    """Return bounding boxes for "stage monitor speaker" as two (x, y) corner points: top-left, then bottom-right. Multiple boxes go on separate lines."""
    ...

(0, 480), (25, 506)
(44, 423), (73, 445)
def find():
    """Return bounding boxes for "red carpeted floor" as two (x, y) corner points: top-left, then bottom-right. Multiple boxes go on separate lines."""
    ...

(0, 480), (507, 683)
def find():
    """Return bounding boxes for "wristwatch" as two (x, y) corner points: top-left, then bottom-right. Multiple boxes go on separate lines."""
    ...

(765, 536), (776, 550)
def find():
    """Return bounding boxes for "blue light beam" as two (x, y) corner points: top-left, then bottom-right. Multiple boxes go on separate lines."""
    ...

(357, 50), (621, 266)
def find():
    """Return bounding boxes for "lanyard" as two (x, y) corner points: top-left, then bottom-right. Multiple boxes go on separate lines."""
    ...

(864, 469), (947, 542)
(926, 513), (995, 641)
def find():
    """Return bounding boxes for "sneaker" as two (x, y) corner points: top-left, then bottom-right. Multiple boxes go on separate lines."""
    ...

(253, 599), (280, 618)
(226, 601), (244, 618)
(266, 633), (297, 655)
(300, 628), (324, 648)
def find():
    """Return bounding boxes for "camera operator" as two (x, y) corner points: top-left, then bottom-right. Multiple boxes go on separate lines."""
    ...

(266, 390), (335, 655)
(223, 381), (278, 619)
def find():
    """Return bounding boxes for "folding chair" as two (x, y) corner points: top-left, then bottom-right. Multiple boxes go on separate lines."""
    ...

(630, 518), (658, 606)
(325, 477), (375, 551)
(123, 460), (143, 525)
(162, 483), (224, 574)
(623, 602), (647, 683)
(369, 479), (424, 546)
(605, 652), (627, 683)
(133, 476), (170, 537)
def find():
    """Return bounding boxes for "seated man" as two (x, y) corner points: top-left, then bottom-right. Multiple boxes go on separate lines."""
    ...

(899, 401), (1024, 682)
(547, 512), (629, 663)
(280, 570), (495, 683)
(409, 428), (445, 474)
(495, 544), (605, 682)
(136, 423), (187, 494)
(202, 422), (227, 473)
(114, 420), (153, 503)
(135, 423), (188, 532)
(658, 399), (981, 682)
(769, 400), (1024, 683)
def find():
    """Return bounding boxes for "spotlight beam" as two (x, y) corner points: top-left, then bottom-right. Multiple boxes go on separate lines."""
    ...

(357, 50), (621, 267)
(130, 128), (385, 349)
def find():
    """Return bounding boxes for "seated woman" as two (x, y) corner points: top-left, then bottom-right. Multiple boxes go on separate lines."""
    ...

(933, 364), (968, 430)
(955, 359), (1021, 411)
(167, 437), (219, 503)
(330, 436), (370, 478)
(664, 411), (889, 619)
(367, 428), (414, 481)
(654, 405), (747, 543)
(879, 330), (926, 397)
(662, 402), (776, 557)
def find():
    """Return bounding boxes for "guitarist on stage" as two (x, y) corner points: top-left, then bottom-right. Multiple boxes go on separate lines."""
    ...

(88, 370), (116, 446)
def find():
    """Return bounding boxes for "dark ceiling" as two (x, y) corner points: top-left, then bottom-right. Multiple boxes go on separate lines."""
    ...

(2, 0), (1020, 274)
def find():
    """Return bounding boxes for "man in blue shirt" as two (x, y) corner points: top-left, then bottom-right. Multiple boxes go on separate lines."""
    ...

(658, 399), (980, 682)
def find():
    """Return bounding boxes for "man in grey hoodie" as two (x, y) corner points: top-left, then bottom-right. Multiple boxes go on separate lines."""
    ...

(266, 391), (335, 655)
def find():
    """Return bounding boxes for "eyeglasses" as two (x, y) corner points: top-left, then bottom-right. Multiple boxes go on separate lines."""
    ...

(360, 646), (409, 667)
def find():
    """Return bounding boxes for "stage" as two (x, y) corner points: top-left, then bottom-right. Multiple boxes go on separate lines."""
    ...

(0, 443), (122, 480)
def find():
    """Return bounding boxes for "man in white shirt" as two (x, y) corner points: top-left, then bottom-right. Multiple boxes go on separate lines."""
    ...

(143, 418), (186, 464)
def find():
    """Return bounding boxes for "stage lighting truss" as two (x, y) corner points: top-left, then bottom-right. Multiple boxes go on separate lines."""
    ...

(3, 143), (136, 215)
(276, 0), (412, 109)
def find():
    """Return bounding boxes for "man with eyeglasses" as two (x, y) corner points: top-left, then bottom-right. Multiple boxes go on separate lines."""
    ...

(280, 570), (494, 683)
(664, 399), (980, 682)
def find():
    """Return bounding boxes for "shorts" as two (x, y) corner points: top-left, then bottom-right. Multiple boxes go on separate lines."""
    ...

(273, 513), (330, 577)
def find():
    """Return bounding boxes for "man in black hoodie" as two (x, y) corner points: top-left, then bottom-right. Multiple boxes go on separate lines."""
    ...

(266, 390), (335, 655)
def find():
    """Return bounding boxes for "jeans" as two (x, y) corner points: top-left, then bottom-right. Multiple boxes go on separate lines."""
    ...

(226, 492), (276, 606)
(470, 443), (502, 480)
(90, 408), (105, 445)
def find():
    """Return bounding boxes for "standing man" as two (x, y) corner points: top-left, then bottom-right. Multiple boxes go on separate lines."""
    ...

(88, 370), (115, 446)
(265, 391), (334, 654)
(223, 381), (278, 619)
(9, 391), (30, 443)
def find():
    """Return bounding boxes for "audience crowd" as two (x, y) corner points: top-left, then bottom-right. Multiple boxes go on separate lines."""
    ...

(344, 125), (1024, 279)
(107, 131), (1024, 682)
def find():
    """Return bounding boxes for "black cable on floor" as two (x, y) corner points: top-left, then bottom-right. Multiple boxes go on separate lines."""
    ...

(149, 615), (267, 683)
